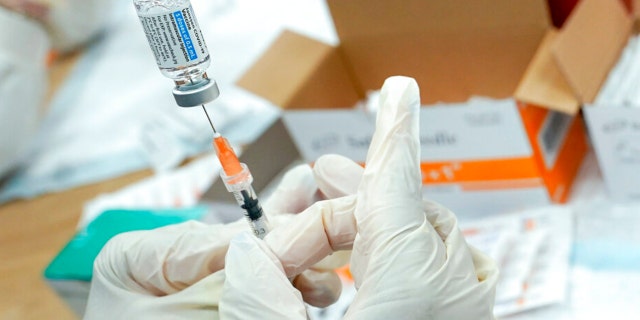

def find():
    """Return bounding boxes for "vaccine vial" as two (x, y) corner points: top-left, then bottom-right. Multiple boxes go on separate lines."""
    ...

(133, 0), (219, 107)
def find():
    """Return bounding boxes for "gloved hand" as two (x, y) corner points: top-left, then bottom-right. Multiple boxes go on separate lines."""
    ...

(84, 162), (354, 320)
(220, 76), (498, 319)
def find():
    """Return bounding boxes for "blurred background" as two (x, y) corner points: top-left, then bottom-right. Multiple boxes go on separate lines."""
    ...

(1, 0), (640, 319)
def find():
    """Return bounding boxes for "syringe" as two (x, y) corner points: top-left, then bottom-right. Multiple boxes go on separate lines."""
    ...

(212, 131), (271, 239)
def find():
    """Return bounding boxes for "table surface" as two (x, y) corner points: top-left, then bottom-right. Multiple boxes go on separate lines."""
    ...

(0, 170), (153, 320)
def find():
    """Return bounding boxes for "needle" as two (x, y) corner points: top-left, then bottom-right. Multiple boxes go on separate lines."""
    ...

(201, 105), (217, 133)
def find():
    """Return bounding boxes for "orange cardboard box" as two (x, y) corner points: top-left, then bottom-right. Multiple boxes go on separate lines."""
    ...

(232, 0), (633, 216)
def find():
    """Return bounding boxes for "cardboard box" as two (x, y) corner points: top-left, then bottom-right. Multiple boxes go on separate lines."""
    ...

(232, 0), (632, 216)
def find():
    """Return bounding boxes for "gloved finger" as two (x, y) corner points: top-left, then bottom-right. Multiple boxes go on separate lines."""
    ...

(424, 199), (497, 286)
(296, 248), (351, 307)
(293, 269), (342, 308)
(417, 210), (498, 319)
(313, 154), (364, 199)
(262, 156), (359, 306)
(95, 220), (246, 295)
(262, 164), (322, 216)
(423, 199), (459, 241)
(220, 232), (307, 319)
(347, 77), (449, 315)
(261, 159), (360, 310)
(86, 269), (227, 319)
(355, 76), (428, 242)
(468, 245), (499, 285)
(265, 195), (357, 277)
(312, 249), (351, 270)
(265, 154), (366, 217)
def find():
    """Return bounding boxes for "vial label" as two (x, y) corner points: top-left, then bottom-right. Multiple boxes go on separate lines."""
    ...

(138, 4), (208, 69)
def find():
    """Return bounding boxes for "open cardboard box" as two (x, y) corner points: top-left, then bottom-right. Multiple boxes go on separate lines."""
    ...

(210, 0), (633, 217)
(583, 0), (640, 202)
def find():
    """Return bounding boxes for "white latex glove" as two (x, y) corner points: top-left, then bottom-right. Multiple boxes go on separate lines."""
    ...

(84, 163), (354, 320)
(0, 0), (114, 52)
(0, 7), (49, 177)
(44, 0), (115, 52)
(220, 76), (498, 319)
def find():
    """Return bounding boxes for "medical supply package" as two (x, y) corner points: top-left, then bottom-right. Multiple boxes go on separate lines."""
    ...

(231, 0), (632, 216)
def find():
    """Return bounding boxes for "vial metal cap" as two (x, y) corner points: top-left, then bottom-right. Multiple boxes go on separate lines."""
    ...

(172, 78), (220, 107)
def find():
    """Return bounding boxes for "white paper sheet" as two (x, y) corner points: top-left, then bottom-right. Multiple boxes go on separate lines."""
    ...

(79, 153), (220, 229)
(464, 207), (573, 317)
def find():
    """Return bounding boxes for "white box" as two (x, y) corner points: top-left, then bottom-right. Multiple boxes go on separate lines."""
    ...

(282, 101), (555, 218)
(585, 106), (640, 201)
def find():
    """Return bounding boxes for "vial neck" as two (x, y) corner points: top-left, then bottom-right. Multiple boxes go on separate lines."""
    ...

(174, 72), (209, 86)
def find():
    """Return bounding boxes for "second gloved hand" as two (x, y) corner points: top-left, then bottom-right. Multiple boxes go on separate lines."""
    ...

(220, 76), (498, 319)
(84, 161), (356, 320)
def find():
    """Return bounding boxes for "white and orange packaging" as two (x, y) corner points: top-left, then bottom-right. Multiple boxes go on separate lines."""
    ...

(235, 0), (632, 216)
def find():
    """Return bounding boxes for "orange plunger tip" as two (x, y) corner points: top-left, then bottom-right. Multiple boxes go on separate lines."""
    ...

(213, 135), (243, 176)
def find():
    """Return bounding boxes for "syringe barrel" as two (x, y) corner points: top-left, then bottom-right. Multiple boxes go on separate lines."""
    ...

(219, 163), (253, 192)
(249, 215), (270, 239)
(220, 163), (271, 238)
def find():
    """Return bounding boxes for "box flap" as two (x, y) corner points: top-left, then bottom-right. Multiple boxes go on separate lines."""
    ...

(326, 0), (550, 104)
(236, 30), (360, 109)
(552, 0), (633, 104)
(635, 0), (640, 32)
(515, 31), (580, 114)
